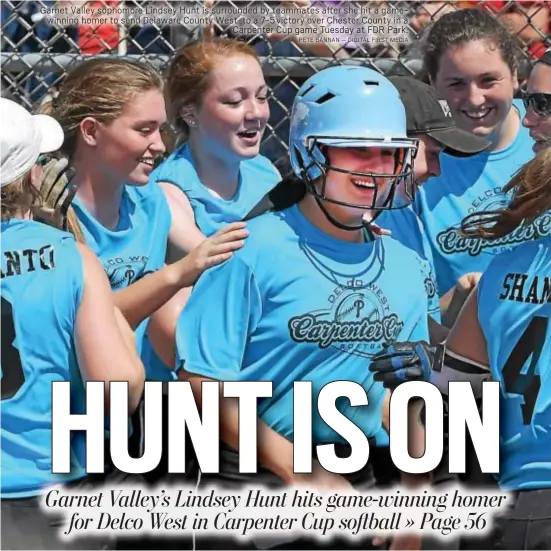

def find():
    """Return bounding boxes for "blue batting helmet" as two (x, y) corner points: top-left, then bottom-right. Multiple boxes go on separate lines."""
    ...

(289, 65), (418, 219)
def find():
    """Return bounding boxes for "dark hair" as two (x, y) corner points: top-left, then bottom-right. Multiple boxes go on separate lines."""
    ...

(461, 148), (551, 239)
(423, 8), (519, 81)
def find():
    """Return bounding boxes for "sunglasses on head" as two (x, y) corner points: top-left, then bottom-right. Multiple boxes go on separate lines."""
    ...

(37, 154), (50, 166)
(522, 92), (551, 117)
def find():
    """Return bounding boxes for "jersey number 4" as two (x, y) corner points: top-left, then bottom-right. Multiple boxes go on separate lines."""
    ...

(502, 315), (548, 425)
(1, 296), (26, 400)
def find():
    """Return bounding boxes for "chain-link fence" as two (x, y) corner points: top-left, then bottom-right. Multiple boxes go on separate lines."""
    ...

(1, 0), (549, 171)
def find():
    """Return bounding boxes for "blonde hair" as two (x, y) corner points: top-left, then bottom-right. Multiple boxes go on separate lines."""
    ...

(40, 58), (163, 243)
(166, 38), (260, 146)
(1, 170), (41, 221)
(461, 148), (551, 239)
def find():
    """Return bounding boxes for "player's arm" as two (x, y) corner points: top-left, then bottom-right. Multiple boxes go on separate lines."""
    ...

(437, 285), (490, 396)
(428, 316), (449, 344)
(173, 256), (298, 478)
(176, 255), (290, 477)
(74, 244), (145, 413)
(179, 370), (299, 483)
(440, 272), (482, 328)
(147, 286), (192, 368)
(159, 181), (207, 263)
(111, 222), (248, 330)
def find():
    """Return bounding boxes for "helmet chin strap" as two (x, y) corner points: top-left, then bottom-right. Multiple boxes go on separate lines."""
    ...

(308, 180), (394, 235)
(298, 148), (399, 235)
(312, 192), (364, 232)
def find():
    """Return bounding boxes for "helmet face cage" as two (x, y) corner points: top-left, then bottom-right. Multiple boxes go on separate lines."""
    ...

(298, 136), (418, 213)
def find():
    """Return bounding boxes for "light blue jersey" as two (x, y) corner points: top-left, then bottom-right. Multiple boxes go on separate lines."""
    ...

(1, 220), (87, 498)
(477, 236), (551, 491)
(146, 144), (281, 377)
(72, 183), (171, 380)
(377, 206), (441, 322)
(176, 205), (429, 444)
(150, 143), (281, 236)
(414, 100), (541, 296)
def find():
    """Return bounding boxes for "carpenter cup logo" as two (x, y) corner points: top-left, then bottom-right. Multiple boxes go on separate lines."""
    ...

(104, 255), (149, 289)
(288, 280), (404, 358)
(437, 188), (551, 257)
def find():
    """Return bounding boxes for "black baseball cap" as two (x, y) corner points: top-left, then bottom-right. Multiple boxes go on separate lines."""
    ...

(389, 76), (490, 157)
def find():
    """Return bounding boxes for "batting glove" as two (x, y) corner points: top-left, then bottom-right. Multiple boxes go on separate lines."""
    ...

(369, 341), (445, 390)
(32, 156), (76, 231)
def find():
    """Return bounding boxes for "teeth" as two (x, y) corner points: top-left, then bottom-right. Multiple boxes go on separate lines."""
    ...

(140, 159), (154, 166)
(352, 179), (375, 189)
(464, 108), (491, 119)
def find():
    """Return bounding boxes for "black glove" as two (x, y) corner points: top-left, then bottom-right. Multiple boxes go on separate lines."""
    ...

(368, 341), (445, 390)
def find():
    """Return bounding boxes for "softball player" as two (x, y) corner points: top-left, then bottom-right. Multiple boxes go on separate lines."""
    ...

(370, 149), (551, 550)
(41, 58), (247, 501)
(145, 38), (282, 382)
(41, 57), (247, 372)
(0, 99), (144, 549)
(169, 65), (430, 550)
(414, 9), (541, 298)
(151, 38), (281, 260)
(377, 76), (489, 329)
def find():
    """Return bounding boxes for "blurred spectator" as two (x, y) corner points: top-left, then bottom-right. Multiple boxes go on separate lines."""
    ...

(478, 1), (550, 59)
(1, 1), (77, 103)
(76, 0), (119, 54)
(254, 38), (304, 175)
(125, 0), (174, 55)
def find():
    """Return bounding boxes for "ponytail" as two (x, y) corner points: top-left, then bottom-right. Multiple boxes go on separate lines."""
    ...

(461, 148), (551, 239)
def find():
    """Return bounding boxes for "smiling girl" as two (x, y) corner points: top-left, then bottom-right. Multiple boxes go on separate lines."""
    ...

(144, 39), (282, 383)
(43, 58), (247, 371)
(41, 59), (248, 500)
(412, 9), (543, 298)
(152, 38), (281, 259)
(522, 49), (551, 153)
(156, 65), (429, 551)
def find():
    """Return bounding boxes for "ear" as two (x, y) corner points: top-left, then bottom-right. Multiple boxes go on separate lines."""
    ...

(178, 105), (196, 128)
(511, 66), (519, 94)
(79, 117), (99, 147)
(30, 163), (43, 191)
